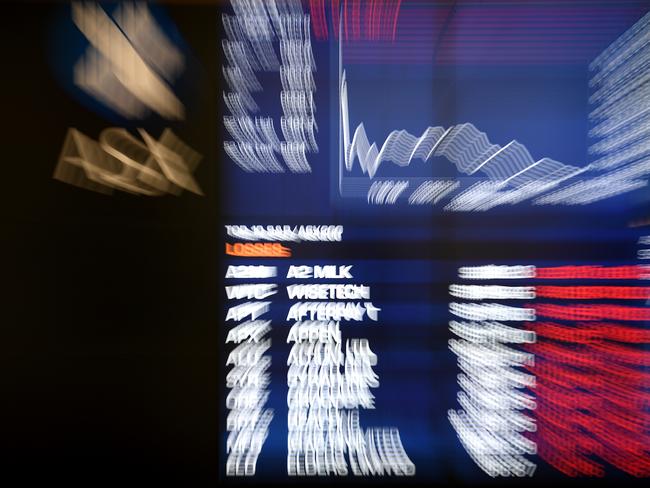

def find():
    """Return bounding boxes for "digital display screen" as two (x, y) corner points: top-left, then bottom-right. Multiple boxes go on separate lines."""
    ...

(3, 1), (650, 486)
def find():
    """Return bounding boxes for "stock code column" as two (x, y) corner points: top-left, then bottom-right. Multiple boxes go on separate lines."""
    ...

(222, 224), (416, 478)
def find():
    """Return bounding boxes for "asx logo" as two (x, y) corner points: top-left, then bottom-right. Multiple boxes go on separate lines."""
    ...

(54, 128), (202, 196)
(72, 1), (184, 120)
(57, 4), (198, 196)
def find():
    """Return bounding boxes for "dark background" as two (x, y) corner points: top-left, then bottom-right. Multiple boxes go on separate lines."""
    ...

(1, 2), (219, 484)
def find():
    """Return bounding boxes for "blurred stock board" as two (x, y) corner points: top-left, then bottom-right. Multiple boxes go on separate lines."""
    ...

(2, 0), (650, 486)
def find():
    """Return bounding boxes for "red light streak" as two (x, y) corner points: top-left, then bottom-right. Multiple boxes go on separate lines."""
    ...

(533, 304), (650, 321)
(536, 286), (650, 299)
(535, 265), (648, 279)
